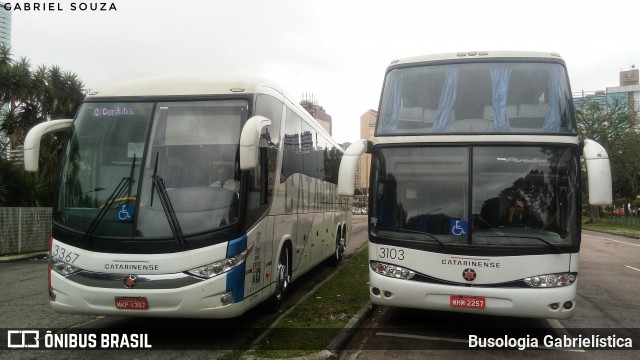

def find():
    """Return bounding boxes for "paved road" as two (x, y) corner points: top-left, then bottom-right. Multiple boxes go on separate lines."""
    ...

(342, 230), (640, 360)
(0, 215), (368, 359)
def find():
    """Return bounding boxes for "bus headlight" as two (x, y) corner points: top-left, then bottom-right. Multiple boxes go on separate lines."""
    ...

(370, 261), (416, 280)
(187, 243), (254, 279)
(524, 272), (576, 288)
(49, 256), (81, 276)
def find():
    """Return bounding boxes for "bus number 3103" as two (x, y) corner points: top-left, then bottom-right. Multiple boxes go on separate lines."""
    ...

(378, 247), (405, 261)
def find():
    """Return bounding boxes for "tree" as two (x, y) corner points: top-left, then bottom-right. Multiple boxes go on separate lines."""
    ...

(0, 43), (86, 206)
(576, 95), (635, 146)
(576, 95), (640, 220)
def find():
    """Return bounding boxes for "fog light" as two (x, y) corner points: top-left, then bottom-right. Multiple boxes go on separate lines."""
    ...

(383, 291), (393, 298)
(550, 303), (559, 310)
(563, 301), (573, 310)
(49, 290), (56, 301)
(371, 287), (381, 296)
(220, 293), (233, 306)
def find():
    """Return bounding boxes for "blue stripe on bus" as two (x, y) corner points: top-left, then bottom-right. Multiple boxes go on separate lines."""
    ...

(227, 235), (247, 257)
(226, 261), (246, 303)
(226, 235), (248, 303)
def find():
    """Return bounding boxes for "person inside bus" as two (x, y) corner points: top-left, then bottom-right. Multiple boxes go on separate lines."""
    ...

(210, 163), (239, 191)
(501, 197), (542, 228)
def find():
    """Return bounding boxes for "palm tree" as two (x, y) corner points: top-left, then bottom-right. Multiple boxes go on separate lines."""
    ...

(0, 43), (14, 158)
(2, 57), (36, 149)
(0, 45), (86, 206)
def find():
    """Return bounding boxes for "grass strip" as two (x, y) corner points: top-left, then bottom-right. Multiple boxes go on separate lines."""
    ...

(249, 243), (370, 358)
(581, 216), (640, 238)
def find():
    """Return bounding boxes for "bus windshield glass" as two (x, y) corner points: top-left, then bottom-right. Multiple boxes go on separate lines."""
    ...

(376, 62), (575, 135)
(55, 100), (248, 238)
(370, 145), (579, 253)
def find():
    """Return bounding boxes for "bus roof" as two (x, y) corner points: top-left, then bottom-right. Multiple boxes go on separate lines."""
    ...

(389, 50), (564, 67)
(86, 76), (284, 98)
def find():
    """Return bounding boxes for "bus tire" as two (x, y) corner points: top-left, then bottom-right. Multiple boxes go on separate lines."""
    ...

(331, 229), (345, 266)
(267, 245), (291, 311)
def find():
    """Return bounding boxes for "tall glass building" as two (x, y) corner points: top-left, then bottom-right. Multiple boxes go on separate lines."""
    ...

(0, 2), (10, 159)
(0, 2), (10, 46)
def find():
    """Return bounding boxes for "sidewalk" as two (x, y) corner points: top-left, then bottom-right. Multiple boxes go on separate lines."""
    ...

(0, 251), (47, 262)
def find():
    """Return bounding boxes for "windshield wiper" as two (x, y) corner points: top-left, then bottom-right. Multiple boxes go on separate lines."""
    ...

(83, 155), (136, 244)
(484, 234), (561, 253)
(376, 226), (449, 249)
(150, 152), (186, 248)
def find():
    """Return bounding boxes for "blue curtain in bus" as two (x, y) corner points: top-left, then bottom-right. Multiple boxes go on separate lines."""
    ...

(433, 69), (458, 132)
(490, 66), (512, 132)
(380, 72), (402, 134)
(543, 67), (562, 132)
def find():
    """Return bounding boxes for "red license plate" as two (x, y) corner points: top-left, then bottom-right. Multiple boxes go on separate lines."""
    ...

(450, 295), (486, 309)
(115, 297), (149, 310)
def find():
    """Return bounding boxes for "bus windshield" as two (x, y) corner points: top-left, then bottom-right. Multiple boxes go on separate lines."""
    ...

(376, 62), (575, 135)
(370, 145), (579, 253)
(55, 100), (248, 238)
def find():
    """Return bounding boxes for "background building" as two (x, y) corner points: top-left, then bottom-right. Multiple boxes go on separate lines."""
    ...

(356, 109), (377, 208)
(0, 2), (10, 45)
(573, 68), (640, 127)
(607, 69), (640, 121)
(0, 2), (11, 160)
(300, 93), (332, 135)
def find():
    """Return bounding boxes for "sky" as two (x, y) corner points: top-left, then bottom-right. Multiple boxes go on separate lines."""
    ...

(6, 0), (640, 143)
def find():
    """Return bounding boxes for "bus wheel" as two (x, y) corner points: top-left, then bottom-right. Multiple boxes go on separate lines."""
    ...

(331, 230), (345, 266)
(268, 246), (291, 310)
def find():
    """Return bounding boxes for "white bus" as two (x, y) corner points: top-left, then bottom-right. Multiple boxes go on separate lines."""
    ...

(339, 51), (612, 319)
(24, 77), (351, 318)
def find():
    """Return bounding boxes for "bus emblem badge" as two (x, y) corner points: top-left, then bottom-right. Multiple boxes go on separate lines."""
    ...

(462, 268), (476, 282)
(123, 275), (138, 288)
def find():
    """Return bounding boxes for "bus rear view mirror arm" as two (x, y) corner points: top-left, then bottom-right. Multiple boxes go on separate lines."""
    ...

(338, 139), (369, 196)
(24, 119), (73, 172)
(240, 115), (271, 171)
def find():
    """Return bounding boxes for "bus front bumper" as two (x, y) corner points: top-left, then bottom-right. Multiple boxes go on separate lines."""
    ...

(369, 272), (577, 319)
(48, 269), (262, 318)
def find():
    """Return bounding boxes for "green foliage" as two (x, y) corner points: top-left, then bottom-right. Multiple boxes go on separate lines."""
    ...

(576, 95), (640, 207)
(252, 245), (369, 358)
(0, 43), (84, 207)
(582, 216), (640, 238)
(0, 157), (48, 206)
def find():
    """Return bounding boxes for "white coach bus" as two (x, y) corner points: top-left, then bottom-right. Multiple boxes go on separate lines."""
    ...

(339, 51), (612, 318)
(24, 77), (351, 318)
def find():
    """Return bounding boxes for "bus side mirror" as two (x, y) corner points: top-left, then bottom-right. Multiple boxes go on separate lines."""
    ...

(338, 139), (368, 196)
(24, 119), (73, 172)
(583, 139), (612, 205)
(240, 116), (271, 171)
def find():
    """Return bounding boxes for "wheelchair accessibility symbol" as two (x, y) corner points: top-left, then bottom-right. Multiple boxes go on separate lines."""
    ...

(450, 219), (468, 236)
(117, 203), (134, 222)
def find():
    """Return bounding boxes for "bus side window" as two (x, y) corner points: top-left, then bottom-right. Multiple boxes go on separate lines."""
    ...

(246, 95), (283, 227)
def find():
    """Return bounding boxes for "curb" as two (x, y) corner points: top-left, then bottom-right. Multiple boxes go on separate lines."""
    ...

(0, 251), (47, 263)
(327, 302), (374, 353)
